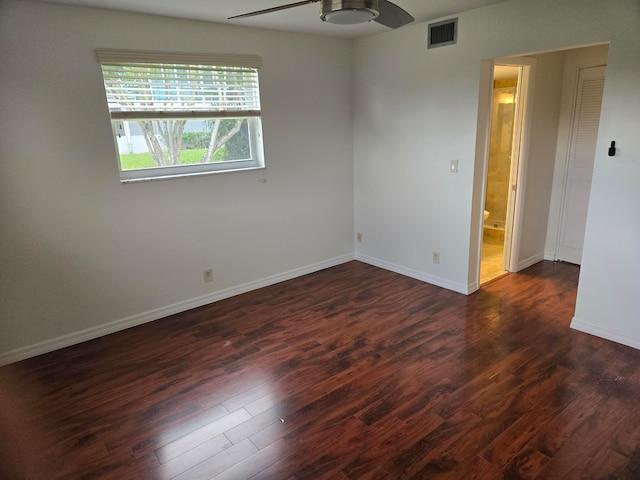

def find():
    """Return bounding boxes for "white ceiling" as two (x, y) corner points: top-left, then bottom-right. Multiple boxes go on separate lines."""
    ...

(28, 0), (509, 38)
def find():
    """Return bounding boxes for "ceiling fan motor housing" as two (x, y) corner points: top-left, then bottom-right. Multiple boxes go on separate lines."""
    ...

(320, 0), (380, 24)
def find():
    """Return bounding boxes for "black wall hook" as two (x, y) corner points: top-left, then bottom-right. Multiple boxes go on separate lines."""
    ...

(608, 141), (616, 157)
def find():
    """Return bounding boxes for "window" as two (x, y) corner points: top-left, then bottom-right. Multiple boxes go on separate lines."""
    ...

(96, 50), (265, 182)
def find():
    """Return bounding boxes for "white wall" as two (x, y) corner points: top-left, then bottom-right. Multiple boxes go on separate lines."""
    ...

(353, 26), (482, 293)
(571, 10), (640, 348)
(353, 0), (640, 346)
(516, 51), (564, 270)
(0, 1), (355, 362)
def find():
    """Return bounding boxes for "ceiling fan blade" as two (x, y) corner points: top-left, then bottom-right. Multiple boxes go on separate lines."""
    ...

(229, 0), (320, 20)
(374, 0), (414, 28)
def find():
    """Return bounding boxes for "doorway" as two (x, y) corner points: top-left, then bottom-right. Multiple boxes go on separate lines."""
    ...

(473, 45), (609, 293)
(480, 64), (526, 285)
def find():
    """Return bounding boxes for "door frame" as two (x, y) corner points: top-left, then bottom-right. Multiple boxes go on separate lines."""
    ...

(501, 59), (534, 272)
(473, 56), (536, 288)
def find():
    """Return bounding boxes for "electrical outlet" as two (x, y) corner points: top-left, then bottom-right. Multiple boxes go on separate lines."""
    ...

(203, 269), (213, 283)
(432, 252), (440, 264)
(357, 232), (363, 243)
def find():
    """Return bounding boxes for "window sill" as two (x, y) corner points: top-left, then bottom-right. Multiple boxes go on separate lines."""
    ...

(120, 166), (266, 184)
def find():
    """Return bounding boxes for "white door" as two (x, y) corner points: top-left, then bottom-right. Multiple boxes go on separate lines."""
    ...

(503, 64), (527, 272)
(498, 59), (534, 273)
(557, 66), (606, 265)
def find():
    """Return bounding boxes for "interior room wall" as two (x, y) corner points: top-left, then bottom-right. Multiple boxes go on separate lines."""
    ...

(572, 30), (640, 347)
(516, 50), (565, 269)
(352, 26), (482, 293)
(0, 1), (355, 362)
(353, 0), (640, 346)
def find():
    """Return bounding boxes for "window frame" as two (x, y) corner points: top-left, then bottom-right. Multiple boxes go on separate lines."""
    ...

(96, 49), (265, 182)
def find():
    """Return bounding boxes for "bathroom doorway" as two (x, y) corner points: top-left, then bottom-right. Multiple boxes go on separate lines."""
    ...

(480, 64), (524, 284)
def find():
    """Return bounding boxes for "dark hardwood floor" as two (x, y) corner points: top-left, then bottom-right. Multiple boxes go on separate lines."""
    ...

(2, 260), (640, 479)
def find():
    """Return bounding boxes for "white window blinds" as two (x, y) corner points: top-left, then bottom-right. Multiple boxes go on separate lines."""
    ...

(96, 49), (262, 120)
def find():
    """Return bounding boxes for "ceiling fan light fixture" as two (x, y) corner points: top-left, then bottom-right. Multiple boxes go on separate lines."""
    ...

(320, 0), (379, 25)
(230, 0), (413, 30)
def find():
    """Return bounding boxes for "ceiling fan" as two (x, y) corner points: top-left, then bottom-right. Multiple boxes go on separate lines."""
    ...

(229, 0), (414, 29)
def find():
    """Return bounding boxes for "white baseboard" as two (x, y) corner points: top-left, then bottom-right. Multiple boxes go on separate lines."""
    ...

(0, 254), (354, 366)
(517, 253), (545, 271)
(355, 253), (470, 295)
(571, 317), (640, 351)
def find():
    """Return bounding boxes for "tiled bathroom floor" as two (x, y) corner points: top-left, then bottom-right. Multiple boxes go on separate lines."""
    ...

(480, 230), (508, 285)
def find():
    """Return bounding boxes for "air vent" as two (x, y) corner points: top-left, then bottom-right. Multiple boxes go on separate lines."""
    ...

(428, 18), (458, 49)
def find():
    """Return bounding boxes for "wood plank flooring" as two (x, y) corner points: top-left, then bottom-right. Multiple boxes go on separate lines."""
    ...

(2, 260), (640, 479)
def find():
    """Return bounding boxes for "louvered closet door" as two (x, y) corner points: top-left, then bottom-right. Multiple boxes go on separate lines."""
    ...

(557, 65), (606, 265)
